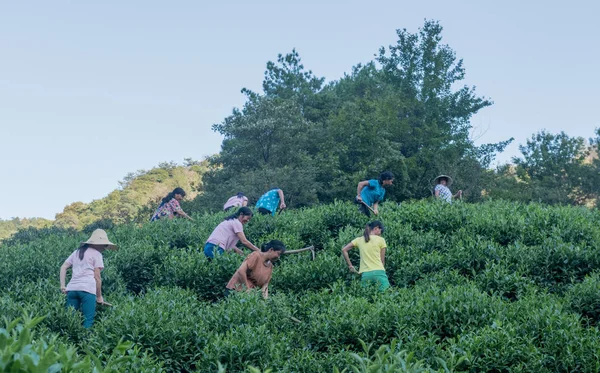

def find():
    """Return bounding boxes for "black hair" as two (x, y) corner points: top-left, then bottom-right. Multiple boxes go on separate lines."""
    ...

(261, 240), (286, 253)
(78, 243), (90, 260)
(160, 187), (186, 205)
(378, 171), (395, 184)
(224, 206), (253, 221)
(437, 177), (448, 184)
(363, 220), (385, 243)
(236, 192), (245, 198)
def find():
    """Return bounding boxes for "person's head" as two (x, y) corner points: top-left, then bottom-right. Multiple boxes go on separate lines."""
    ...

(363, 220), (385, 242)
(438, 177), (448, 185)
(434, 175), (452, 186)
(224, 206), (254, 224)
(172, 187), (186, 201)
(236, 192), (245, 199)
(378, 171), (394, 187)
(261, 240), (286, 260)
(77, 243), (110, 260)
(78, 229), (118, 259)
(161, 187), (186, 204)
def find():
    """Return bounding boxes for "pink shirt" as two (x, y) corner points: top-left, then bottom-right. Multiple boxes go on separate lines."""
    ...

(206, 219), (244, 251)
(223, 195), (248, 211)
(65, 248), (104, 295)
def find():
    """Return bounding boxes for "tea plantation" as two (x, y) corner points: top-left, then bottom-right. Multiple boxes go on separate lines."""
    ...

(2, 200), (600, 372)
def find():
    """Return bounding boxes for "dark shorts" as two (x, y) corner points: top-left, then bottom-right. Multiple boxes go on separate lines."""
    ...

(354, 197), (371, 217)
(257, 207), (272, 215)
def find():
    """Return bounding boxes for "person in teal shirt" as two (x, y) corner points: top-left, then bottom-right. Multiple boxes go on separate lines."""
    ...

(256, 188), (287, 216)
(355, 171), (394, 216)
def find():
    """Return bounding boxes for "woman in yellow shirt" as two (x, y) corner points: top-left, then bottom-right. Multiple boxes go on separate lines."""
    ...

(341, 221), (389, 291)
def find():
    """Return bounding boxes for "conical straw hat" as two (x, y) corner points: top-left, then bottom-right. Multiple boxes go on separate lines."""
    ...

(81, 229), (118, 250)
(432, 175), (453, 186)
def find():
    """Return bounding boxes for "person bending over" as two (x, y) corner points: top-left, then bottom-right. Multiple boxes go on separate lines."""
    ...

(355, 171), (394, 216)
(204, 207), (260, 259)
(226, 240), (286, 299)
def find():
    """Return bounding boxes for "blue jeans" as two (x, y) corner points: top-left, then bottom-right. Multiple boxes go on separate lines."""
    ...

(204, 242), (224, 259)
(66, 290), (96, 328)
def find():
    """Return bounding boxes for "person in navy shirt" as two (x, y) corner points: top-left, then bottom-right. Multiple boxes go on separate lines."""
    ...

(256, 188), (287, 216)
(355, 171), (394, 216)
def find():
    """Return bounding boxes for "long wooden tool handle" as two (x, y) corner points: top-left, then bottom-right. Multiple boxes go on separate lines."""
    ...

(361, 201), (377, 214)
(284, 246), (315, 254)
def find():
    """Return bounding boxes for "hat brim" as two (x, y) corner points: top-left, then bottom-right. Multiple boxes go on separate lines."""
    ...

(433, 175), (453, 186)
(81, 241), (119, 251)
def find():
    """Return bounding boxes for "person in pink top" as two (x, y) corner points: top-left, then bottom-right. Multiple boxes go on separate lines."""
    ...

(59, 229), (118, 328)
(203, 207), (260, 260)
(223, 192), (248, 211)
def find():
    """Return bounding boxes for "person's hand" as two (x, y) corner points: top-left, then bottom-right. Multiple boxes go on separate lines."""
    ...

(349, 265), (358, 274)
(280, 202), (286, 209)
(373, 208), (379, 215)
(96, 296), (112, 306)
(356, 195), (363, 203)
(458, 190), (463, 196)
(60, 287), (67, 294)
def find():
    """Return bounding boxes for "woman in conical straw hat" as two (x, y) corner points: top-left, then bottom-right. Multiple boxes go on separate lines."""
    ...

(433, 175), (462, 203)
(59, 229), (117, 328)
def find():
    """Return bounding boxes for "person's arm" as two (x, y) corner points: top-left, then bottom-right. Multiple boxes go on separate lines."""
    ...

(236, 231), (260, 252)
(356, 181), (369, 202)
(277, 189), (286, 210)
(380, 247), (386, 268)
(261, 283), (269, 299)
(242, 199), (248, 207)
(94, 267), (106, 304)
(373, 201), (380, 215)
(236, 261), (254, 289)
(453, 190), (463, 199)
(341, 242), (358, 273)
(172, 200), (194, 221)
(434, 188), (440, 198)
(232, 247), (245, 256)
(59, 262), (71, 293)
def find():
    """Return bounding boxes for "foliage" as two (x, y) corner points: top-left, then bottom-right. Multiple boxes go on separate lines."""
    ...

(488, 130), (600, 206)
(53, 160), (208, 230)
(0, 217), (52, 242)
(0, 314), (163, 372)
(192, 20), (512, 212)
(2, 200), (600, 372)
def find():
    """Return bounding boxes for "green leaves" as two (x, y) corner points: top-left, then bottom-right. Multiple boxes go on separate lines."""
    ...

(2, 200), (600, 372)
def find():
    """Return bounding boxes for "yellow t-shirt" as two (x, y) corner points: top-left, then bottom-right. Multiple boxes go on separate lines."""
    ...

(351, 235), (387, 273)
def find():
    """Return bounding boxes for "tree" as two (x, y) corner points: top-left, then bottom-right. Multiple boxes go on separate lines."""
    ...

(193, 20), (511, 213)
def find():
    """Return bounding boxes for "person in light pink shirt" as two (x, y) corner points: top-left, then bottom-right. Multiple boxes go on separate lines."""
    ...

(204, 207), (260, 259)
(223, 192), (248, 211)
(59, 229), (118, 328)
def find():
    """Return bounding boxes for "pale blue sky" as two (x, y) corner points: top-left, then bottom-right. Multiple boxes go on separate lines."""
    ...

(1, 0), (598, 219)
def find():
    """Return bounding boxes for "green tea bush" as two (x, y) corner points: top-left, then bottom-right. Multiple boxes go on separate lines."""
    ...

(565, 271), (600, 326)
(2, 200), (600, 372)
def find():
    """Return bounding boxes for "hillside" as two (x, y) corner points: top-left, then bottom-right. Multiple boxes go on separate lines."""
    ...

(2, 200), (600, 372)
(0, 160), (208, 242)
(0, 217), (52, 241)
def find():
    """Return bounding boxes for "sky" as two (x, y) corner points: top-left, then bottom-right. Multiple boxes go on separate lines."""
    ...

(1, 0), (598, 219)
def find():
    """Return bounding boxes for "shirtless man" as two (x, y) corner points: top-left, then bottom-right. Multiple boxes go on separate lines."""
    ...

(225, 240), (286, 299)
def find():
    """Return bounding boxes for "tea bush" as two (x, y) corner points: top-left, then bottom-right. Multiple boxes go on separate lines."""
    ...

(2, 200), (600, 372)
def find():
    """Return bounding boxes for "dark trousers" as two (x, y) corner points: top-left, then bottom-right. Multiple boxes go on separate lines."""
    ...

(257, 207), (272, 215)
(354, 197), (371, 217)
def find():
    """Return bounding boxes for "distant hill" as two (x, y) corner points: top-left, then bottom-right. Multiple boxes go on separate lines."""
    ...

(1, 160), (208, 241)
(0, 217), (53, 241)
(53, 160), (209, 230)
